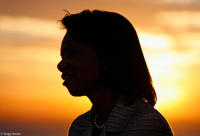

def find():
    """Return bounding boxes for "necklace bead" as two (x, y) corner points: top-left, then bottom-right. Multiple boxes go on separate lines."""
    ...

(94, 114), (105, 129)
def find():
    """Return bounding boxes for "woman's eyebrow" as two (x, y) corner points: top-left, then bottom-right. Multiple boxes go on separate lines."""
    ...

(60, 49), (65, 57)
(61, 46), (82, 57)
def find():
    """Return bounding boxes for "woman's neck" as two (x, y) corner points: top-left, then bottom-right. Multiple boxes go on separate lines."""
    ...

(87, 88), (118, 122)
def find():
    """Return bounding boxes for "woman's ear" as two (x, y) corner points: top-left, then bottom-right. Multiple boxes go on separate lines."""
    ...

(98, 53), (105, 67)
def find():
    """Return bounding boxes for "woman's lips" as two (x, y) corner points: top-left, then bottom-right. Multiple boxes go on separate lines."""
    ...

(62, 74), (72, 86)
(61, 73), (73, 80)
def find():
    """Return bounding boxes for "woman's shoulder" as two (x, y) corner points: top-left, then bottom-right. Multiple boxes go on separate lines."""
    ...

(68, 110), (91, 135)
(70, 110), (91, 129)
(126, 101), (173, 135)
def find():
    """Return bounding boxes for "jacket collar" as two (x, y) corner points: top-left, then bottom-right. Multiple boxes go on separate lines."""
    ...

(77, 96), (144, 132)
(103, 97), (144, 132)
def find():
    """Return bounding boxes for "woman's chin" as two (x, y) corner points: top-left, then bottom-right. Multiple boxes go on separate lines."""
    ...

(68, 89), (85, 96)
(63, 83), (85, 96)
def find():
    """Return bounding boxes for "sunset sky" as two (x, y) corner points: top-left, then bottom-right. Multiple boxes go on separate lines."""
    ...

(0, 0), (200, 136)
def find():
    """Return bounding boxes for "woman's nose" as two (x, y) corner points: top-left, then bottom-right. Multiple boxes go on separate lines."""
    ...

(57, 58), (72, 72)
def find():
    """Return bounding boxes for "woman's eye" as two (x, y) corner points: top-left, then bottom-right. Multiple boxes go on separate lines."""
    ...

(65, 50), (80, 58)
(61, 48), (81, 59)
(68, 50), (78, 56)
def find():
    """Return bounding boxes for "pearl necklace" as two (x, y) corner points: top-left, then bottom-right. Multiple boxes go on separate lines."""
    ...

(94, 114), (105, 129)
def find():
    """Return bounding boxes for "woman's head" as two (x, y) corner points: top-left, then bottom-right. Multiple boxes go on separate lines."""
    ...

(57, 34), (100, 96)
(58, 9), (157, 106)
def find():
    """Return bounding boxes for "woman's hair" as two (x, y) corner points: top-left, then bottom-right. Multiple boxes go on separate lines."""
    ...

(61, 10), (157, 106)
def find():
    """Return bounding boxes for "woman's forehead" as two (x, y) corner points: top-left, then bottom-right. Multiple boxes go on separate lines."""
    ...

(61, 35), (93, 52)
(61, 35), (82, 50)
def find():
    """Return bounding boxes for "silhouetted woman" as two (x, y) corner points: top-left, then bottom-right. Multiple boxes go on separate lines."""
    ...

(57, 10), (173, 136)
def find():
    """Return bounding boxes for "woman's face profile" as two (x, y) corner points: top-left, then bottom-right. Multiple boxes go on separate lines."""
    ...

(57, 33), (100, 96)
